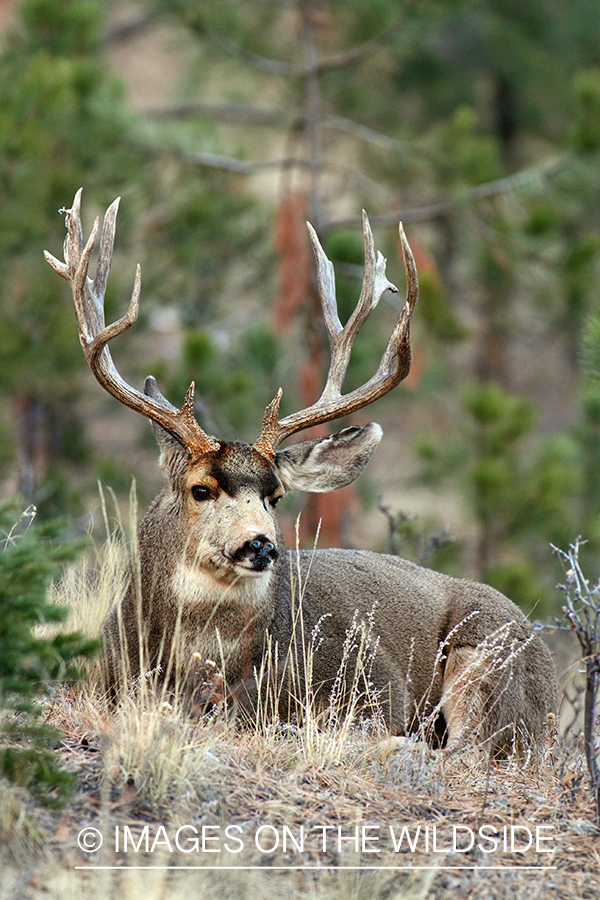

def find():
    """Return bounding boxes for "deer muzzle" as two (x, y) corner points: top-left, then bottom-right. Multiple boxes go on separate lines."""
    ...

(232, 535), (279, 573)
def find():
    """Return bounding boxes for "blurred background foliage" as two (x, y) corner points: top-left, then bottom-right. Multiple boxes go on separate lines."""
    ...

(1, 0), (600, 613)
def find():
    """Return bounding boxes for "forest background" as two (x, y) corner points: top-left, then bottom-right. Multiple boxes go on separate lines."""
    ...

(2, 0), (600, 617)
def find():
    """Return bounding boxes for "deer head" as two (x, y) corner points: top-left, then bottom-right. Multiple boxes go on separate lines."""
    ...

(45, 190), (418, 584)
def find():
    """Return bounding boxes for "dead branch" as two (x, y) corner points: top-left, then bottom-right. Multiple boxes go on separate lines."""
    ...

(552, 538), (600, 828)
(323, 154), (572, 232)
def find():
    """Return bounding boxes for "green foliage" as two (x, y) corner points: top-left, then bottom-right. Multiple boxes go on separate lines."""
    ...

(139, 176), (261, 325)
(396, 0), (600, 145)
(418, 382), (579, 611)
(0, 503), (97, 805)
(435, 107), (502, 188)
(415, 266), (466, 343)
(582, 309), (600, 385)
(571, 69), (600, 153)
(576, 308), (600, 559)
(484, 558), (543, 613)
(559, 232), (600, 359)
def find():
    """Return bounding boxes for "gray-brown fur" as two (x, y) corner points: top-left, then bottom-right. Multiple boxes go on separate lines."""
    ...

(265, 550), (556, 753)
(102, 433), (557, 758)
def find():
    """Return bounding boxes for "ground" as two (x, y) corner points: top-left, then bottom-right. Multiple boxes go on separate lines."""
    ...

(1, 516), (598, 900)
(1, 668), (599, 900)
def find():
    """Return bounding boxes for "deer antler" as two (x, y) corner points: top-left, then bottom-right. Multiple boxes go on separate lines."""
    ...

(254, 212), (418, 458)
(44, 189), (220, 456)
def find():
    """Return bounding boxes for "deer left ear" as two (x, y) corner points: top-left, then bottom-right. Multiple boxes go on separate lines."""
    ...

(274, 423), (382, 493)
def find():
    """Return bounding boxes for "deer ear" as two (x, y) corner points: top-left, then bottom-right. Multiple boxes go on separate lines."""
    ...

(274, 423), (382, 493)
(144, 377), (190, 477)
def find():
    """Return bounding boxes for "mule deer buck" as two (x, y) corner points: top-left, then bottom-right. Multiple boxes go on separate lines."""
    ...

(46, 190), (556, 757)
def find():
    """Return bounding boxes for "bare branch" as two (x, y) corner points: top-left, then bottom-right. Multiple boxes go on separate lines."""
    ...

(191, 12), (402, 79)
(552, 538), (600, 827)
(324, 154), (572, 233)
(196, 27), (297, 77)
(175, 150), (256, 175)
(103, 12), (160, 46)
(173, 148), (391, 201)
(144, 102), (284, 126)
(143, 108), (409, 157)
(153, 141), (570, 235)
(321, 116), (411, 153)
(309, 15), (404, 75)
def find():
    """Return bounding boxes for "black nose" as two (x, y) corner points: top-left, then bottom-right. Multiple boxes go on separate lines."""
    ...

(235, 536), (278, 571)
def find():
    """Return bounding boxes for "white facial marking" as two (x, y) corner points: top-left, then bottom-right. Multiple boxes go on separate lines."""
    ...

(172, 559), (274, 609)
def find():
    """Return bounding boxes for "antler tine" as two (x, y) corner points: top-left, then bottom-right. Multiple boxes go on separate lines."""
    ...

(254, 215), (418, 459)
(45, 190), (219, 456)
(311, 211), (400, 403)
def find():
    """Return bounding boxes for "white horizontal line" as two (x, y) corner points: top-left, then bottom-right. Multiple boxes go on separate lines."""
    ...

(74, 865), (557, 872)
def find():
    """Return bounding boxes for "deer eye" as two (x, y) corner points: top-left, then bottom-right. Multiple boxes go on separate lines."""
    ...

(191, 485), (213, 502)
(268, 495), (281, 509)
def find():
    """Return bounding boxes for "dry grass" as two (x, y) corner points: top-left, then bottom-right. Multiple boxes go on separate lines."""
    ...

(1, 511), (599, 900)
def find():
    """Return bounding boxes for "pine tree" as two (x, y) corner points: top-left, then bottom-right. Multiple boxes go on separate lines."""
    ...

(0, 0), (140, 511)
(0, 504), (96, 805)
(418, 381), (580, 612)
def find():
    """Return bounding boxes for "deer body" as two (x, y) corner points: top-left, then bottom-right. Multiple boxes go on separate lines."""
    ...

(47, 191), (557, 757)
(101, 432), (556, 755)
(274, 551), (554, 749)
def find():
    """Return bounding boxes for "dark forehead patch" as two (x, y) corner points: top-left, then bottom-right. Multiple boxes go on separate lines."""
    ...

(203, 441), (282, 497)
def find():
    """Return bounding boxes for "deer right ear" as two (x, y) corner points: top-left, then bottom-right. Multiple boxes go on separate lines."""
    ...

(144, 377), (190, 478)
(274, 422), (383, 494)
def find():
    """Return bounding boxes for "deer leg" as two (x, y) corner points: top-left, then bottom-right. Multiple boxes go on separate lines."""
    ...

(440, 645), (488, 752)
